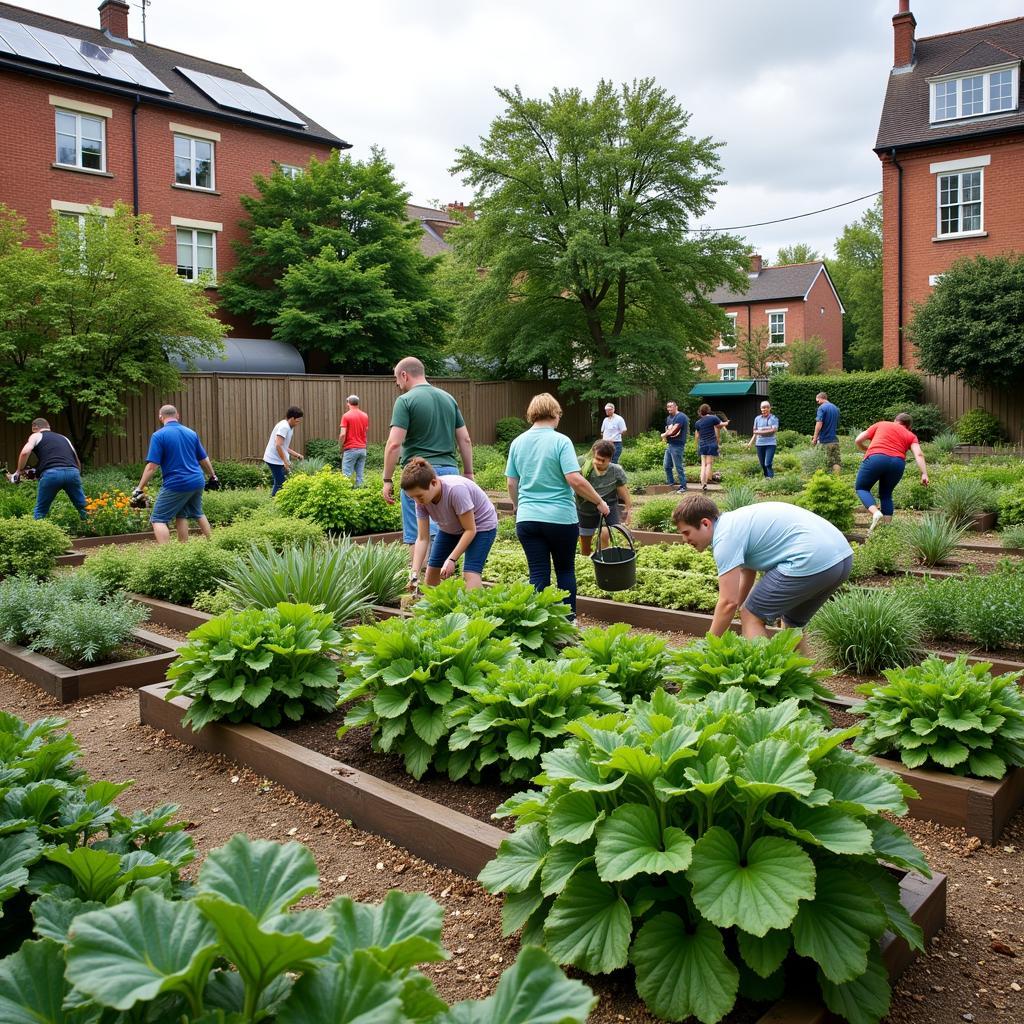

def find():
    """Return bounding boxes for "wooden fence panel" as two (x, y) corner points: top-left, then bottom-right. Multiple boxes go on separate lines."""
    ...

(922, 375), (1024, 444)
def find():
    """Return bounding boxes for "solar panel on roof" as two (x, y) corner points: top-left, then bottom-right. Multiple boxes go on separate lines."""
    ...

(176, 66), (306, 127)
(0, 15), (170, 92)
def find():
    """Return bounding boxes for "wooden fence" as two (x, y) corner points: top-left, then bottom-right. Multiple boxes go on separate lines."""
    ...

(0, 375), (662, 467)
(922, 375), (1024, 444)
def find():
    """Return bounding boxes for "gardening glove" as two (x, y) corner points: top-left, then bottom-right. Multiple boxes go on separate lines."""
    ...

(6, 471), (19, 484)
(205, 476), (221, 490)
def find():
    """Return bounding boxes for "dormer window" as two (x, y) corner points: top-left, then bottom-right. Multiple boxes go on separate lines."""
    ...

(929, 65), (1018, 123)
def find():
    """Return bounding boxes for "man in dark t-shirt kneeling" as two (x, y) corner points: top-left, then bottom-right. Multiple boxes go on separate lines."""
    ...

(12, 418), (87, 521)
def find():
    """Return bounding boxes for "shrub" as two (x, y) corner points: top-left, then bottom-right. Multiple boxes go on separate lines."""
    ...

(474, 461), (508, 490)
(894, 576), (959, 642)
(494, 416), (529, 450)
(997, 484), (1024, 528)
(166, 602), (344, 729)
(893, 474), (934, 511)
(768, 370), (922, 434)
(78, 544), (143, 595)
(0, 518), (71, 579)
(929, 431), (960, 457)
(0, 484), (36, 519)
(413, 579), (577, 658)
(954, 408), (1005, 446)
(721, 482), (757, 511)
(633, 497), (677, 531)
(757, 472), (803, 495)
(275, 468), (400, 534)
(931, 476), (994, 526)
(481, 687), (930, 1024)
(567, 622), (672, 700)
(670, 628), (832, 717)
(849, 528), (905, 580)
(853, 656), (1024, 778)
(901, 514), (966, 566)
(797, 471), (858, 532)
(810, 587), (922, 675)
(210, 508), (324, 552)
(787, 336), (828, 375)
(881, 402), (946, 441)
(1001, 524), (1024, 549)
(304, 436), (344, 468)
(191, 588), (234, 615)
(774, 429), (802, 449)
(772, 452), (801, 473)
(200, 488), (271, 526)
(617, 432), (665, 472)
(955, 567), (1024, 651)
(118, 541), (236, 606)
(209, 459), (269, 489)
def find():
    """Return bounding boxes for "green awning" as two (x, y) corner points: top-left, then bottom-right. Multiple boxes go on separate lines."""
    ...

(689, 381), (758, 397)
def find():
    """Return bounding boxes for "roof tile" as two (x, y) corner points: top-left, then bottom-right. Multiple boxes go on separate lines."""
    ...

(708, 262), (823, 305)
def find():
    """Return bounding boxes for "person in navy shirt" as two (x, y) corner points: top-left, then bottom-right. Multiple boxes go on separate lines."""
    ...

(811, 392), (842, 473)
(134, 404), (219, 544)
(694, 403), (729, 491)
(660, 400), (689, 492)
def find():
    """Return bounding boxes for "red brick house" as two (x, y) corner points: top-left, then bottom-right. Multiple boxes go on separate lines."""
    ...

(876, 2), (1024, 371)
(704, 255), (844, 380)
(0, 0), (348, 340)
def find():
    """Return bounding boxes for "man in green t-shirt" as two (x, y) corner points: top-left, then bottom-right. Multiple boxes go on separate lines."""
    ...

(383, 356), (475, 544)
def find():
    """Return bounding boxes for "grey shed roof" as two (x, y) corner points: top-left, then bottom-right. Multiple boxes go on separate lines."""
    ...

(875, 15), (1024, 152)
(707, 262), (826, 305)
(0, 1), (348, 148)
(169, 338), (305, 375)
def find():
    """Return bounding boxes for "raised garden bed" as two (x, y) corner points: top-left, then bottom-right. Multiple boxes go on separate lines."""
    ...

(0, 628), (180, 702)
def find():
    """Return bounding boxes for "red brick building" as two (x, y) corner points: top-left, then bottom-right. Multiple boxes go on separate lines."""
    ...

(704, 255), (844, 380)
(0, 0), (348, 338)
(876, 2), (1024, 370)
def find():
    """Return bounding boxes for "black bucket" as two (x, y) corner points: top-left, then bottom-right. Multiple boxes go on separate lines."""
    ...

(591, 517), (637, 592)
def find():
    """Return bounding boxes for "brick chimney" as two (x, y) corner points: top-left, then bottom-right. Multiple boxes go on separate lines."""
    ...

(446, 201), (475, 221)
(749, 254), (763, 276)
(99, 0), (130, 40)
(893, 0), (916, 69)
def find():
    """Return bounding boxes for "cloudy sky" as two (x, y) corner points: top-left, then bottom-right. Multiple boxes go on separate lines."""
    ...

(39, 0), (1024, 260)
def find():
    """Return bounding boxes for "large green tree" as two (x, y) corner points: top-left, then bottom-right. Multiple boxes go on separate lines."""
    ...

(0, 204), (224, 460)
(446, 79), (747, 400)
(910, 253), (1024, 390)
(773, 243), (820, 265)
(829, 197), (882, 370)
(220, 150), (449, 371)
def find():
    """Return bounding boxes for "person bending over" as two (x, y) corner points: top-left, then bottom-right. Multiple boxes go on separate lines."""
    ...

(853, 412), (929, 532)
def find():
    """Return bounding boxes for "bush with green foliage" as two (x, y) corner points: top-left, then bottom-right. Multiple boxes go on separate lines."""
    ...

(849, 529), (906, 580)
(1001, 524), (1024, 549)
(954, 408), (1005, 446)
(0, 518), (70, 579)
(275, 467), (400, 534)
(617, 432), (667, 472)
(997, 484), (1024, 528)
(303, 436), (344, 468)
(901, 514), (966, 567)
(482, 686), (929, 1024)
(774, 429), (802, 449)
(210, 507), (325, 551)
(166, 602), (343, 730)
(0, 483), (36, 519)
(567, 622), (672, 700)
(892, 473), (934, 511)
(124, 540), (237, 606)
(633, 497), (677, 531)
(494, 416), (529, 450)
(810, 588), (922, 675)
(853, 656), (1024, 778)
(929, 431), (960, 457)
(208, 459), (269, 489)
(786, 336), (828, 375)
(757, 472), (803, 496)
(797, 471), (858, 532)
(768, 370), (922, 434)
(881, 403), (945, 441)
(199, 487), (271, 526)
(931, 476), (992, 530)
(413, 579), (577, 658)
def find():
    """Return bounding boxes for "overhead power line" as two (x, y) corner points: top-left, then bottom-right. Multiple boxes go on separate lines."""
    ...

(691, 190), (881, 232)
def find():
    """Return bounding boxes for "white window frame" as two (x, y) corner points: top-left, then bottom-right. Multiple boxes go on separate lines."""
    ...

(54, 109), (106, 172)
(173, 223), (218, 284)
(928, 63), (1020, 123)
(767, 361), (789, 376)
(277, 163), (303, 180)
(173, 133), (216, 190)
(718, 363), (738, 382)
(766, 308), (787, 347)
(718, 312), (738, 350)
(935, 166), (984, 238)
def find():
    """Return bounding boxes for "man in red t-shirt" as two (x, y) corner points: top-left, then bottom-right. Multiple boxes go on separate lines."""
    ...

(853, 412), (930, 531)
(338, 395), (370, 485)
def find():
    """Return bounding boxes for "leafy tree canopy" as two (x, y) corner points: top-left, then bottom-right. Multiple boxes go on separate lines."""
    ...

(829, 197), (882, 371)
(446, 78), (748, 401)
(910, 252), (1024, 390)
(787, 336), (828, 376)
(219, 150), (449, 372)
(773, 243), (820, 265)
(0, 204), (224, 459)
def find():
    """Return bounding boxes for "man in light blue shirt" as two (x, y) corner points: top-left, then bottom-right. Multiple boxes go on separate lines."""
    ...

(672, 494), (852, 637)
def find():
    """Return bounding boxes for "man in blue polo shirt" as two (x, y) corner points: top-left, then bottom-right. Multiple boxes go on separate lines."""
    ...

(811, 391), (842, 473)
(134, 404), (219, 544)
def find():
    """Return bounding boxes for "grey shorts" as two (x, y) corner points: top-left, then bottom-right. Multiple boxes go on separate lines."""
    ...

(743, 555), (853, 628)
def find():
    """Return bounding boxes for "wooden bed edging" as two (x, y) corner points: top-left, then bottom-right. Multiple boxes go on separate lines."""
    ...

(138, 679), (944, 1023)
(823, 693), (1024, 844)
(0, 628), (180, 703)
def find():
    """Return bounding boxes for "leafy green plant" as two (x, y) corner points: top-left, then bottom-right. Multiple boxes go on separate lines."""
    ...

(201, 487), (274, 526)
(211, 507), (325, 551)
(275, 467), (400, 534)
(1001, 524), (1024, 549)
(338, 612), (517, 779)
(774, 429), (802, 449)
(204, 459), (269, 489)
(165, 603), (344, 730)
(568, 622), (673, 700)
(413, 579), (578, 658)
(881, 402), (945, 441)
(0, 832), (595, 1024)
(495, 416), (529, 451)
(757, 472), (803, 496)
(670, 629), (833, 718)
(343, 540), (410, 606)
(997, 483), (1024, 528)
(303, 437), (344, 468)
(444, 656), (621, 783)
(797, 471), (858, 532)
(854, 656), (1024, 778)
(191, 587), (234, 615)
(481, 687), (929, 1024)
(290, 455), (333, 475)
(810, 588), (922, 675)
(0, 518), (70, 580)
(123, 539), (237, 606)
(931, 476), (993, 527)
(901, 514), (966, 567)
(77, 543), (142, 596)
(929, 431), (959, 457)
(722, 482), (757, 511)
(954, 408), (1005, 446)
(893, 474), (934, 511)
(633, 497), (677, 531)
(849, 528), (905, 580)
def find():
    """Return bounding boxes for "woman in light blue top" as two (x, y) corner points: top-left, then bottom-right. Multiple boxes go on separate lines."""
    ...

(747, 400), (779, 478)
(505, 393), (610, 615)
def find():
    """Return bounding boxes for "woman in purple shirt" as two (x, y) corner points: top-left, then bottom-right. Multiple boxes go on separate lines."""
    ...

(400, 457), (499, 591)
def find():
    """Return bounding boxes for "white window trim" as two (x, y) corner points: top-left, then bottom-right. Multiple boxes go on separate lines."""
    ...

(170, 216), (223, 231)
(718, 362), (738, 382)
(927, 63), (1019, 123)
(766, 308), (787, 347)
(930, 154), (991, 174)
(276, 163), (304, 179)
(54, 109), (106, 172)
(934, 166), (984, 239)
(51, 200), (115, 216)
(49, 95), (112, 119)
(175, 226), (217, 285)
(173, 133), (216, 190)
(718, 312), (738, 350)
(169, 122), (221, 142)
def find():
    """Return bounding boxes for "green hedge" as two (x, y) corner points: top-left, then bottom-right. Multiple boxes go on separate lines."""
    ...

(767, 370), (923, 434)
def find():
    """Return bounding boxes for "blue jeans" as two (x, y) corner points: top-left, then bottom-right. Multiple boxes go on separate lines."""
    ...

(267, 462), (287, 496)
(757, 444), (776, 478)
(401, 464), (459, 543)
(855, 454), (907, 517)
(342, 448), (366, 485)
(664, 445), (686, 487)
(612, 441), (623, 464)
(516, 520), (580, 614)
(34, 467), (86, 520)
(428, 527), (498, 575)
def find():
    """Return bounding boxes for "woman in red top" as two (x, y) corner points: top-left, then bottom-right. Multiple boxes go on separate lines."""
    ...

(853, 412), (929, 532)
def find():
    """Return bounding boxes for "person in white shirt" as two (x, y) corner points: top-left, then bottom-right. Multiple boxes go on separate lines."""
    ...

(263, 406), (304, 496)
(600, 403), (627, 463)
